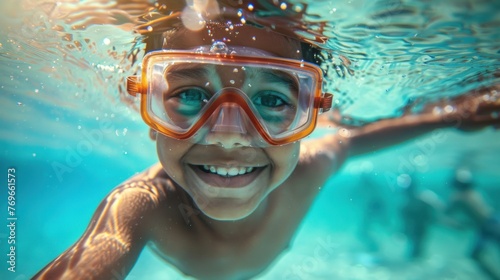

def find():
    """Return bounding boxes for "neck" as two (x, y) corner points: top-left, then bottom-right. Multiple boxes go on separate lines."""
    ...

(198, 196), (273, 240)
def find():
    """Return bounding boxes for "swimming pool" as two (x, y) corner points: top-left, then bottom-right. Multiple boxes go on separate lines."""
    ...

(1, 0), (499, 279)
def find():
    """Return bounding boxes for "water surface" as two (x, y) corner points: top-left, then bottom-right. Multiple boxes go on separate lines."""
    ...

(0, 0), (499, 279)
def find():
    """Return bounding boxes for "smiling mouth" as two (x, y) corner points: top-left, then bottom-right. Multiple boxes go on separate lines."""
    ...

(199, 165), (257, 177)
(190, 164), (267, 188)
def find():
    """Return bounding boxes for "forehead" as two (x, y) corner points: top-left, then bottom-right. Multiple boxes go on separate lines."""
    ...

(165, 63), (298, 85)
(163, 23), (303, 59)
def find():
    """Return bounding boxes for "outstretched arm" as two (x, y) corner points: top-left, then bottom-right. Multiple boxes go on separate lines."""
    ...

(33, 178), (167, 280)
(333, 85), (500, 157)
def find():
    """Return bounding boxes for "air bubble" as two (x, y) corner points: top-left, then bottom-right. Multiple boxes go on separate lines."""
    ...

(432, 107), (443, 115)
(210, 41), (229, 54)
(444, 105), (455, 113)
(294, 4), (304, 12)
(181, 6), (206, 31)
(115, 128), (128, 136)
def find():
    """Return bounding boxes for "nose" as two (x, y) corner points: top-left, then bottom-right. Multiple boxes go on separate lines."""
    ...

(205, 103), (252, 148)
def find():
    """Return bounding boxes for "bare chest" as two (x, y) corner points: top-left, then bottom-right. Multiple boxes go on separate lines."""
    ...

(148, 190), (316, 279)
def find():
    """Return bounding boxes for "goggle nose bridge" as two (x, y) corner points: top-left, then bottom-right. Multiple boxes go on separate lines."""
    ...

(210, 102), (248, 134)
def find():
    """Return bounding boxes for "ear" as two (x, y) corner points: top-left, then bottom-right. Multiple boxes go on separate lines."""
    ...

(149, 128), (158, 140)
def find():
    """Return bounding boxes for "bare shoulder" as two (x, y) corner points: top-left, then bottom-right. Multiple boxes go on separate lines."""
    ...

(91, 163), (174, 227)
(303, 112), (351, 169)
(297, 132), (348, 175)
(109, 163), (190, 234)
(115, 163), (172, 205)
(280, 133), (347, 199)
(33, 163), (176, 280)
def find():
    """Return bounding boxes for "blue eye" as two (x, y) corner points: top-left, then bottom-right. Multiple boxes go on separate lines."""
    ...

(178, 88), (208, 103)
(253, 91), (289, 108)
(171, 87), (210, 115)
(252, 91), (296, 123)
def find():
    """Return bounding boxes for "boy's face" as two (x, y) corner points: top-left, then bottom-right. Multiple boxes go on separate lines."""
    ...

(156, 23), (303, 220)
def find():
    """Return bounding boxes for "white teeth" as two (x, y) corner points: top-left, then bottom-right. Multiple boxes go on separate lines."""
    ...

(201, 165), (257, 177)
(216, 168), (228, 176)
(228, 167), (239, 176)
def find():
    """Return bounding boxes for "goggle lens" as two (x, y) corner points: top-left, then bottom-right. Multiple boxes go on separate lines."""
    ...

(127, 51), (332, 145)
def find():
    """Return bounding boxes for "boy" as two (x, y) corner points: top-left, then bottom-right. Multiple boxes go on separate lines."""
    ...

(34, 1), (500, 279)
(399, 174), (442, 260)
(443, 168), (500, 279)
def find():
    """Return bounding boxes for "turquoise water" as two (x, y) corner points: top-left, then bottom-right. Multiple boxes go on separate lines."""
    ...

(1, 0), (499, 279)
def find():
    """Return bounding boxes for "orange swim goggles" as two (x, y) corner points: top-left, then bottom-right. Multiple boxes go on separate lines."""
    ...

(127, 45), (333, 146)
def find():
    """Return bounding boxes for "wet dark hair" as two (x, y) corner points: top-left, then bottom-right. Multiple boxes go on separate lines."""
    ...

(143, 30), (324, 66)
(122, 1), (328, 109)
(300, 42), (323, 65)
